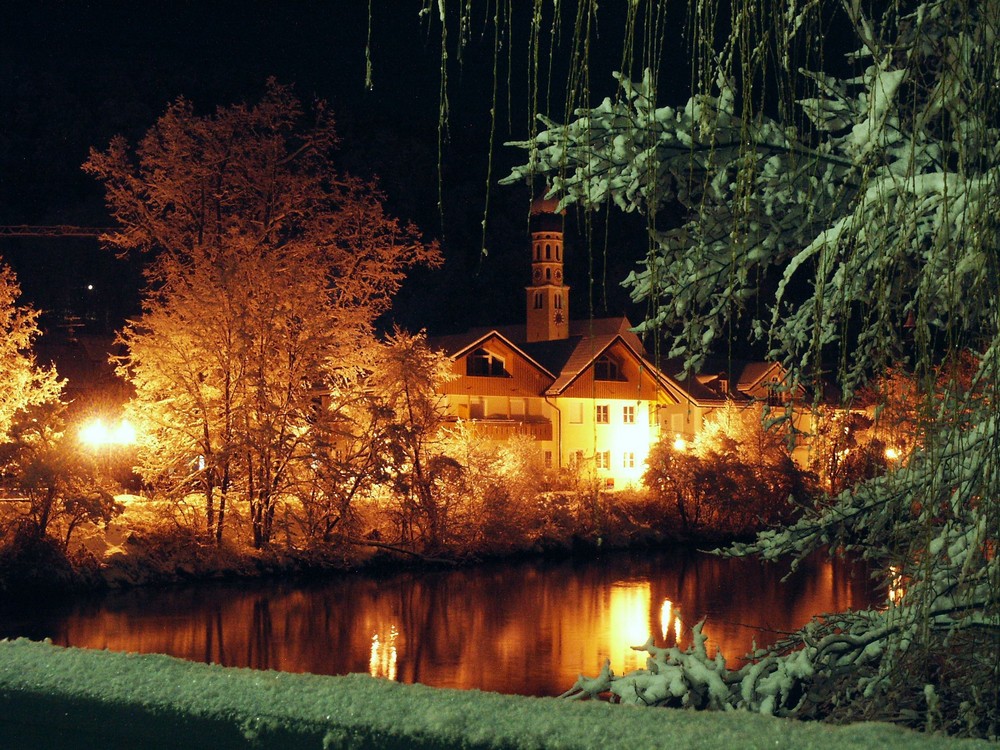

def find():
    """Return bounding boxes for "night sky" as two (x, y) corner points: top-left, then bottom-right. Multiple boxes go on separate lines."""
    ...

(0, 3), (673, 341)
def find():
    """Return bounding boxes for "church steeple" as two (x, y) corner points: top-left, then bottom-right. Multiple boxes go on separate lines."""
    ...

(525, 197), (570, 342)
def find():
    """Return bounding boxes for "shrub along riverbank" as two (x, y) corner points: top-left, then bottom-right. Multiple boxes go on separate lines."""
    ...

(0, 486), (759, 597)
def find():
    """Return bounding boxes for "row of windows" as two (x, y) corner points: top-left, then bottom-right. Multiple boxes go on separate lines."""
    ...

(570, 450), (637, 470)
(534, 242), (562, 261)
(595, 404), (636, 424)
(466, 349), (625, 386)
(532, 292), (564, 309)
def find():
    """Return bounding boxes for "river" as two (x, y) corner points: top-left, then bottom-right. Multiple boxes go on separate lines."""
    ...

(0, 548), (875, 697)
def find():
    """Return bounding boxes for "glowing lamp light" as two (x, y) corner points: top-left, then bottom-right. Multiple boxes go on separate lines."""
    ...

(672, 434), (686, 452)
(885, 447), (900, 461)
(80, 418), (137, 448)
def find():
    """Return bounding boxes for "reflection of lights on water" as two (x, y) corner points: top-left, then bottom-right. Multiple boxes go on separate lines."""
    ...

(369, 625), (398, 680)
(609, 583), (651, 673)
(659, 598), (683, 646)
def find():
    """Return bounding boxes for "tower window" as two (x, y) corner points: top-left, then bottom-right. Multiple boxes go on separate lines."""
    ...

(554, 293), (562, 309)
(467, 348), (509, 378)
(545, 243), (551, 259)
(546, 268), (552, 280)
(533, 292), (544, 309)
(594, 355), (623, 381)
(556, 246), (561, 260)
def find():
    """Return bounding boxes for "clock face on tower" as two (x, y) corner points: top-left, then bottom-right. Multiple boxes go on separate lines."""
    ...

(555, 270), (562, 282)
(554, 311), (564, 324)
(533, 268), (542, 282)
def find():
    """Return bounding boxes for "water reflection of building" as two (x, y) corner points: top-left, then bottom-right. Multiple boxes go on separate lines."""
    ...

(369, 625), (398, 680)
(36, 552), (872, 696)
(608, 583), (652, 674)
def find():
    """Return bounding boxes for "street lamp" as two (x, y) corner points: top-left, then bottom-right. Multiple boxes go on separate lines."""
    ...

(79, 418), (136, 448)
(79, 417), (138, 494)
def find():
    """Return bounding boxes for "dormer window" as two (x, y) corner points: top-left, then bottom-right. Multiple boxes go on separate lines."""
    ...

(766, 376), (784, 406)
(594, 354), (623, 381)
(467, 348), (509, 378)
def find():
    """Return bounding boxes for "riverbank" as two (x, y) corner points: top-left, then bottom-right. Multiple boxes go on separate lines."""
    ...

(0, 639), (990, 750)
(0, 493), (737, 597)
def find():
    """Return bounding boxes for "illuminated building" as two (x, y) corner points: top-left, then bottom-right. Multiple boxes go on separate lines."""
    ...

(427, 198), (811, 489)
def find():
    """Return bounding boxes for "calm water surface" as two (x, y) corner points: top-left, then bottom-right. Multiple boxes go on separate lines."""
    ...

(0, 549), (874, 696)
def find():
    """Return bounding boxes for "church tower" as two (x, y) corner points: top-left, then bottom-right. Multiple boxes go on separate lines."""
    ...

(525, 197), (569, 342)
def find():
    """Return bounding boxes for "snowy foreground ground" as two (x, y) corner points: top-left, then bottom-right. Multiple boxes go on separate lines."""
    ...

(0, 639), (992, 750)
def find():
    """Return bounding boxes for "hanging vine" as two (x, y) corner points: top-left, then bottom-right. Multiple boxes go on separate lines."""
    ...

(372, 1), (1000, 736)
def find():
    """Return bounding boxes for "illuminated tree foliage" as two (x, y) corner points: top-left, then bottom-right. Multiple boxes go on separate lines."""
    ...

(0, 262), (60, 440)
(415, 0), (1000, 736)
(644, 405), (804, 536)
(366, 329), (458, 555)
(85, 80), (441, 549)
(0, 401), (120, 550)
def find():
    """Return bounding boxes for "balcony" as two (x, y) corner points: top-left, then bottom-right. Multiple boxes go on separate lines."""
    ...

(443, 417), (553, 442)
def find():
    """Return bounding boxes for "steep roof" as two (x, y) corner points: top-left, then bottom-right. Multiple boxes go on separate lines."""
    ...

(737, 361), (782, 392)
(429, 317), (707, 404)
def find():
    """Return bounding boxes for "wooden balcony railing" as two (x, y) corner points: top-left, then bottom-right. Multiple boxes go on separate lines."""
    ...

(443, 417), (553, 442)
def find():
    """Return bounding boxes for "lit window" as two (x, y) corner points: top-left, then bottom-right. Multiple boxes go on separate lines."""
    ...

(623, 452), (635, 468)
(623, 405), (635, 424)
(596, 404), (609, 424)
(466, 348), (508, 378)
(596, 451), (611, 469)
(594, 355), (621, 381)
(767, 377), (783, 406)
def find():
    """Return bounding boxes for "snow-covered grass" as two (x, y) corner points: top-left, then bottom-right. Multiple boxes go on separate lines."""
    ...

(0, 639), (991, 749)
